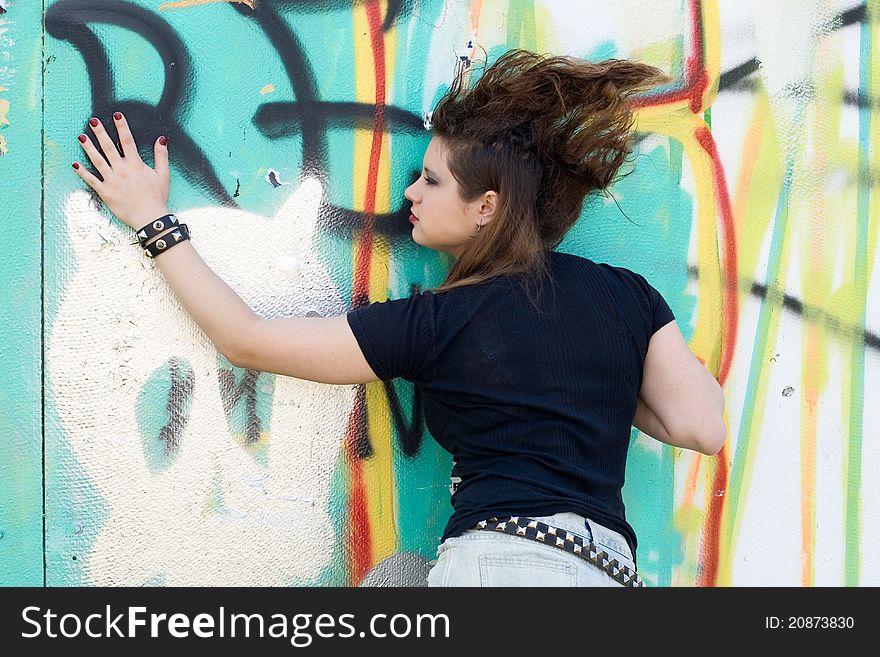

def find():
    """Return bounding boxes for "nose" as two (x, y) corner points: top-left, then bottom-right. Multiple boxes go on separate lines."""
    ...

(404, 179), (419, 204)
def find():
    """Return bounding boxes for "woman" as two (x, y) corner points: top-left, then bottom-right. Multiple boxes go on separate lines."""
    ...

(72, 49), (726, 587)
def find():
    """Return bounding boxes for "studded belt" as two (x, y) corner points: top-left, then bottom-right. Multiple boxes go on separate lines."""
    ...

(471, 516), (646, 588)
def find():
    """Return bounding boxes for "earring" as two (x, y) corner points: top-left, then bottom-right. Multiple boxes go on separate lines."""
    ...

(476, 222), (482, 234)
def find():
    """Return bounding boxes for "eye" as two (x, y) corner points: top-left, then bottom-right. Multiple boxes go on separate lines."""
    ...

(422, 175), (436, 185)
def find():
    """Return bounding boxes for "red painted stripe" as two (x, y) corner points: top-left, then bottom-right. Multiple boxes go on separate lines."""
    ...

(352, 0), (388, 298)
(349, 461), (372, 584)
(686, 0), (708, 113)
(694, 125), (738, 587)
(694, 126), (738, 388)
(632, 0), (706, 111)
(346, 388), (373, 585)
(348, 0), (388, 585)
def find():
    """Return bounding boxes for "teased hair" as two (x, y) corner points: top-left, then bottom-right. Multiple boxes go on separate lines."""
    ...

(425, 49), (670, 306)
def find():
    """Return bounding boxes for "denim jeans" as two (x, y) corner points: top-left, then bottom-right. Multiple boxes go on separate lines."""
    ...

(426, 512), (638, 587)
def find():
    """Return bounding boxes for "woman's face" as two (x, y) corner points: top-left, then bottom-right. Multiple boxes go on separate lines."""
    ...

(404, 137), (495, 258)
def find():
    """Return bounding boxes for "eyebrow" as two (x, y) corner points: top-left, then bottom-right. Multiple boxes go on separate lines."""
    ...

(423, 166), (438, 178)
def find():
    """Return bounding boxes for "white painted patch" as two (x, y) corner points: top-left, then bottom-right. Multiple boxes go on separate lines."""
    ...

(47, 177), (356, 585)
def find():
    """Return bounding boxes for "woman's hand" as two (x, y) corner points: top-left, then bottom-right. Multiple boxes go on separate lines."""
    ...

(72, 113), (171, 231)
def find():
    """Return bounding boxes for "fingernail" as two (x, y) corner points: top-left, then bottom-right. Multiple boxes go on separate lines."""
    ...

(113, 112), (122, 120)
(159, 136), (167, 146)
(89, 118), (98, 127)
(78, 134), (87, 143)
(72, 163), (80, 170)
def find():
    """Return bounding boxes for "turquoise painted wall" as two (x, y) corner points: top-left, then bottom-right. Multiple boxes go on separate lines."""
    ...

(0, 0), (44, 586)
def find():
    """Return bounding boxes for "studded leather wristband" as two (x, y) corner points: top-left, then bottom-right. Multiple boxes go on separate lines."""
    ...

(143, 223), (190, 259)
(135, 213), (180, 247)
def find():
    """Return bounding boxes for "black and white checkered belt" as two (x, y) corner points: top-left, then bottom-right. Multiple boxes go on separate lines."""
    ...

(470, 516), (646, 588)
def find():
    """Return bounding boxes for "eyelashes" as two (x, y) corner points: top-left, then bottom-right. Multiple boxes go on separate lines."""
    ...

(423, 175), (437, 185)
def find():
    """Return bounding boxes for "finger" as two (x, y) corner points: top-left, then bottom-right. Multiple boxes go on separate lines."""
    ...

(112, 111), (139, 159)
(154, 135), (169, 180)
(86, 117), (123, 166)
(77, 133), (112, 180)
(71, 161), (105, 193)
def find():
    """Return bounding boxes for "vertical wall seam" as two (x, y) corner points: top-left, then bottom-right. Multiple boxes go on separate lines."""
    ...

(40, 0), (47, 588)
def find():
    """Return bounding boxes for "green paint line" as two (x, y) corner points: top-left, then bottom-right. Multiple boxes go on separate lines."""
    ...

(507, 0), (537, 50)
(724, 161), (798, 564)
(657, 443), (675, 587)
(721, 25), (820, 574)
(844, 7), (875, 586)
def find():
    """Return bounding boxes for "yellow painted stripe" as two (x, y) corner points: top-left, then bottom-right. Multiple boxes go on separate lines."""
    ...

(636, 108), (730, 583)
(700, 0), (721, 109)
(636, 110), (724, 367)
(352, 1), (398, 570)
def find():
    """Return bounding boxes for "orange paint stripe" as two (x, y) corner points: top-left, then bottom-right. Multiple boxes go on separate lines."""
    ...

(731, 112), (766, 236)
(682, 453), (702, 510)
(801, 333), (820, 586)
(470, 0), (483, 31)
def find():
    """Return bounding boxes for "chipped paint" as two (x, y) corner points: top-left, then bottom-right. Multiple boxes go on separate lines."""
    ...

(265, 168), (288, 187)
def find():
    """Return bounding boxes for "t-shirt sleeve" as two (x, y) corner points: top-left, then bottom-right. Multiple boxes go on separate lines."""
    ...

(346, 292), (436, 383)
(610, 266), (676, 336)
(637, 273), (675, 334)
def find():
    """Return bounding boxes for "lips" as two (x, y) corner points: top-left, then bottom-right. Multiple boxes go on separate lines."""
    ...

(409, 213), (419, 223)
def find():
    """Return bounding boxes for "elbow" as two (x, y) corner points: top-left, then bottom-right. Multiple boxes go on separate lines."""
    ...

(689, 391), (727, 456)
(698, 405), (727, 456)
(222, 320), (258, 370)
(700, 423), (727, 455)
(678, 423), (726, 456)
(223, 347), (246, 369)
(699, 383), (726, 455)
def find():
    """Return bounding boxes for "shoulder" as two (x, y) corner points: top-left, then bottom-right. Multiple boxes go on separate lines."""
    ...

(549, 250), (640, 287)
(591, 260), (652, 291)
(553, 254), (663, 312)
(548, 249), (605, 276)
(348, 288), (436, 317)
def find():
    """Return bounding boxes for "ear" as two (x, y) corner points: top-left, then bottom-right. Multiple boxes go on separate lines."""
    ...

(478, 190), (499, 223)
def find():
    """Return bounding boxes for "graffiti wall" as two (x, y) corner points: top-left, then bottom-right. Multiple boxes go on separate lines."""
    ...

(0, 0), (877, 587)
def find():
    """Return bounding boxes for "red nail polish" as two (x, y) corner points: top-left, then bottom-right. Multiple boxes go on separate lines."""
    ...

(89, 118), (99, 127)
(72, 163), (80, 170)
(78, 134), (87, 143)
(159, 136), (167, 146)
(114, 112), (122, 120)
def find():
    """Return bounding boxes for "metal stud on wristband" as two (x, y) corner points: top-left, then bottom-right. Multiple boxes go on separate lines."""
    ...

(143, 223), (190, 259)
(136, 213), (179, 247)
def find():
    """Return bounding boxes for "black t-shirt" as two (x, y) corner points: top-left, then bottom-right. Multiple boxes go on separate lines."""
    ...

(346, 250), (675, 563)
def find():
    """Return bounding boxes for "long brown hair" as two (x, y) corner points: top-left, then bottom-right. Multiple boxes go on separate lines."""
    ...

(425, 49), (670, 306)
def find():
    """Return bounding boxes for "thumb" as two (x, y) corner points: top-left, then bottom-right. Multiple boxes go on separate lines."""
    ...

(154, 135), (169, 179)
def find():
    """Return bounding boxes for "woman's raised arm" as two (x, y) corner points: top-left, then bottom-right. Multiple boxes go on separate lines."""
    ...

(231, 315), (380, 384)
(72, 112), (378, 384)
